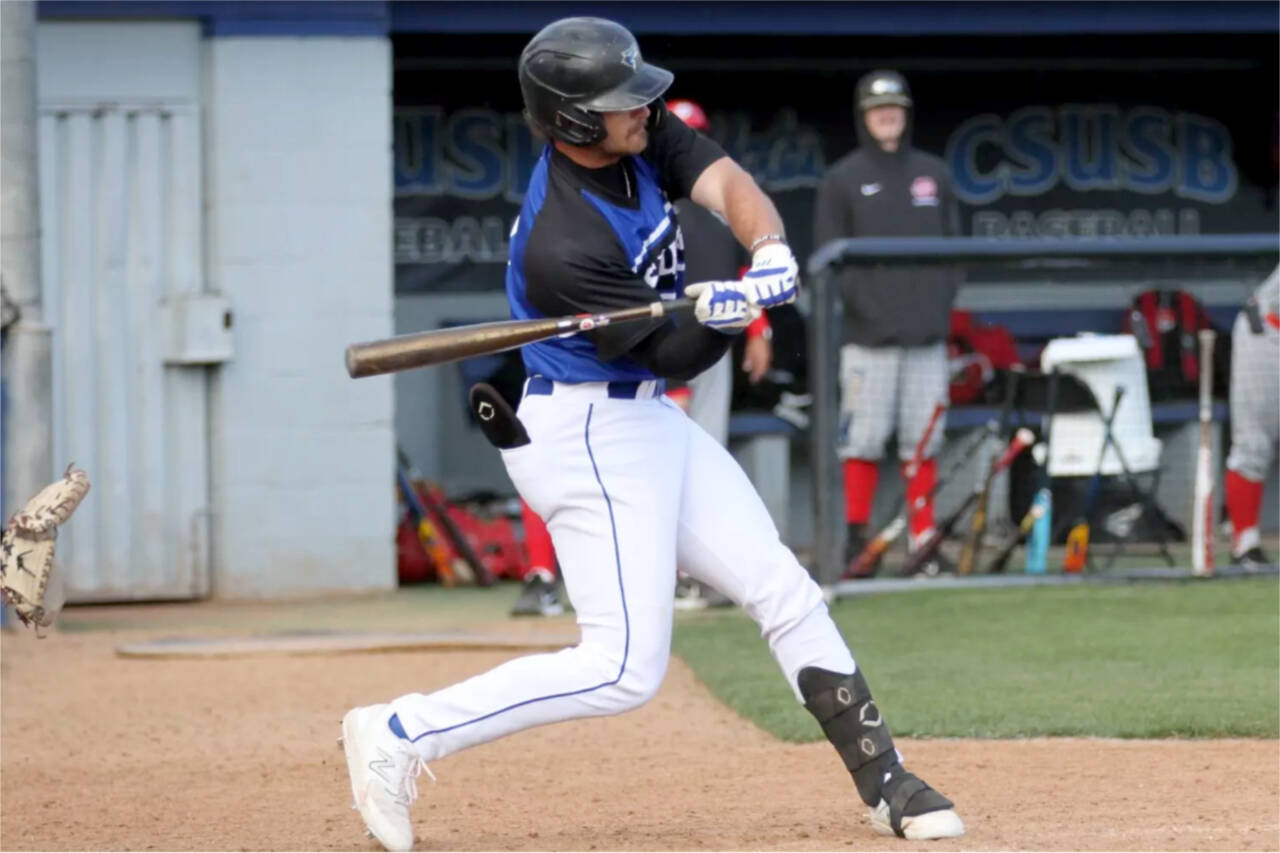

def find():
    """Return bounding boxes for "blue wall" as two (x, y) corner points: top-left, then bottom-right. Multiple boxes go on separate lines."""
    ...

(39, 0), (1278, 36)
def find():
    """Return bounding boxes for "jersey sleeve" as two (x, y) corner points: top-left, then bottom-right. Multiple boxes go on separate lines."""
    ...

(523, 212), (670, 362)
(643, 107), (728, 201)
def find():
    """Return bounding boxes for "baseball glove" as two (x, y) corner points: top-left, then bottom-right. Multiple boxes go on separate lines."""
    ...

(1, 464), (90, 633)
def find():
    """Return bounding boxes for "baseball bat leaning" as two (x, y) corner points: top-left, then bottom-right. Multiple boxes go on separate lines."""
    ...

(1024, 369), (1061, 575)
(396, 463), (458, 587)
(897, 427), (1035, 577)
(902, 402), (947, 559)
(346, 297), (695, 378)
(1062, 386), (1126, 573)
(398, 447), (494, 587)
(958, 368), (1023, 575)
(846, 420), (991, 579)
(985, 442), (1048, 574)
(1191, 329), (1216, 577)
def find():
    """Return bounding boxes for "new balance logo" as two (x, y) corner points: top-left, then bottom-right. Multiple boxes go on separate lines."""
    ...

(368, 749), (399, 790)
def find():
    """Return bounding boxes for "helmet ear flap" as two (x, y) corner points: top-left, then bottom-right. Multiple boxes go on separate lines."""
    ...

(554, 105), (607, 145)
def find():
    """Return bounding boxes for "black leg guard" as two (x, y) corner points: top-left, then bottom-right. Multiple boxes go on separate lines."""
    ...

(798, 667), (954, 837)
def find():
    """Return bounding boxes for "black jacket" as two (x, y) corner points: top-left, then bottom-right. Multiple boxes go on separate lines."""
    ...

(812, 112), (962, 347)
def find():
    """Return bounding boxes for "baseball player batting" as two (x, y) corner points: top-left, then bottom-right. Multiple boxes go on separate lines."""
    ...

(339, 17), (963, 851)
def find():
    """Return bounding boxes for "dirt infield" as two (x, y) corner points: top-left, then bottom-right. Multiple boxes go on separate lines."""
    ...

(2, 601), (1277, 852)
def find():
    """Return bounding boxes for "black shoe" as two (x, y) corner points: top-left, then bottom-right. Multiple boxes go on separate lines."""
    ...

(843, 523), (877, 579)
(510, 573), (564, 617)
(1233, 546), (1275, 571)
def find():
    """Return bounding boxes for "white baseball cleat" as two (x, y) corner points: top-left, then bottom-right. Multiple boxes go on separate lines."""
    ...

(341, 703), (433, 852)
(869, 800), (965, 840)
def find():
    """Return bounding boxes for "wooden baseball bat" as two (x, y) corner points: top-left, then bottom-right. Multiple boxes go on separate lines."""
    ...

(846, 421), (993, 579)
(346, 298), (696, 378)
(1024, 369), (1061, 575)
(1062, 386), (1126, 573)
(958, 367), (1023, 575)
(984, 443), (1048, 574)
(901, 401), (947, 543)
(897, 427), (1035, 577)
(396, 464), (457, 587)
(397, 447), (493, 587)
(1191, 329), (1217, 577)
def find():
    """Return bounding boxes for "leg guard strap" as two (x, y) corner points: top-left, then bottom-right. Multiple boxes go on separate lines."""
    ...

(798, 667), (897, 806)
(884, 772), (954, 837)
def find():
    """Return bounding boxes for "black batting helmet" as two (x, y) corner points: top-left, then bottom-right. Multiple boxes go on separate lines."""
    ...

(855, 70), (912, 112)
(518, 17), (674, 146)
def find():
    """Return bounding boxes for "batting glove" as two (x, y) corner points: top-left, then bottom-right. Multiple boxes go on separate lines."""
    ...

(684, 281), (761, 332)
(743, 242), (799, 307)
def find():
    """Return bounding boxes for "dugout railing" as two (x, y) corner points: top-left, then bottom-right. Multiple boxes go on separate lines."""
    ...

(805, 233), (1280, 588)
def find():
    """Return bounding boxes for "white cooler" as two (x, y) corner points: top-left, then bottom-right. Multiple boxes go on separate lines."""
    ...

(1041, 334), (1163, 477)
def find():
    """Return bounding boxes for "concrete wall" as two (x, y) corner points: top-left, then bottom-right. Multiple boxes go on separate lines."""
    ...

(206, 37), (395, 596)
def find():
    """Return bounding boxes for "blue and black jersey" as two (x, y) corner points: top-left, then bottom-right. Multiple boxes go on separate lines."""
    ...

(506, 112), (728, 383)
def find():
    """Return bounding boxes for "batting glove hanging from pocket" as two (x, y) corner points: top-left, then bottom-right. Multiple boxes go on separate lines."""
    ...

(684, 281), (760, 332)
(743, 242), (799, 308)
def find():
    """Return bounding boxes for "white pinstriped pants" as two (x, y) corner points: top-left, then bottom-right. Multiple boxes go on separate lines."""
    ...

(838, 342), (949, 461)
(1227, 310), (1280, 481)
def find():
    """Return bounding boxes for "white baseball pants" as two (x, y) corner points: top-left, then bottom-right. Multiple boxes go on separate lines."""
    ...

(388, 380), (855, 762)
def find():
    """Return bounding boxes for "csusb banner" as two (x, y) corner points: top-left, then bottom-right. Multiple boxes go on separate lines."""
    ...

(947, 105), (1242, 239)
(394, 101), (1267, 292)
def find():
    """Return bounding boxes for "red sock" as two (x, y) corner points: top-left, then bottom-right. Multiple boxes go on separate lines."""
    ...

(843, 459), (879, 524)
(1225, 469), (1264, 553)
(904, 458), (938, 540)
(520, 499), (557, 581)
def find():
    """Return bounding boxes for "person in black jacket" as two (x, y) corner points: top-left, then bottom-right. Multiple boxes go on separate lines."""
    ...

(812, 70), (962, 577)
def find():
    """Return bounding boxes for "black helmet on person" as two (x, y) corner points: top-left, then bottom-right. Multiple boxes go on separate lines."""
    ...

(855, 70), (912, 113)
(518, 17), (674, 146)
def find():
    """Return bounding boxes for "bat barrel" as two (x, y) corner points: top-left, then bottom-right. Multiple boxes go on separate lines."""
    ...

(345, 320), (559, 378)
(343, 298), (693, 379)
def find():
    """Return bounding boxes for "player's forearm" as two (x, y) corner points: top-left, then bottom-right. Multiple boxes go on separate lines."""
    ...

(627, 321), (732, 381)
(692, 158), (786, 252)
(721, 167), (786, 251)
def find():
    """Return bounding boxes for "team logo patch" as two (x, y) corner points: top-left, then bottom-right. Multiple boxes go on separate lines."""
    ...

(620, 45), (639, 70)
(910, 175), (939, 207)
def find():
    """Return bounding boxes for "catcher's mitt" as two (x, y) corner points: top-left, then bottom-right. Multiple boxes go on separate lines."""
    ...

(1, 464), (90, 633)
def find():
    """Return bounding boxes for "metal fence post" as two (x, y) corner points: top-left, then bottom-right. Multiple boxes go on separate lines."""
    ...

(808, 264), (844, 588)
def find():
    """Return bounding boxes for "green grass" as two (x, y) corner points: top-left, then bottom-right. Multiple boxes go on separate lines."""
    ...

(672, 578), (1280, 740)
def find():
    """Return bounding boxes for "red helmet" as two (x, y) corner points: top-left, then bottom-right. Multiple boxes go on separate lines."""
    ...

(667, 98), (710, 132)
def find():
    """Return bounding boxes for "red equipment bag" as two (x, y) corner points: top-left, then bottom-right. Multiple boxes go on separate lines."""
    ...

(948, 309), (1022, 405)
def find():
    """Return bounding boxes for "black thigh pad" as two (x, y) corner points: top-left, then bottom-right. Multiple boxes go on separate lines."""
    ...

(469, 382), (531, 450)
